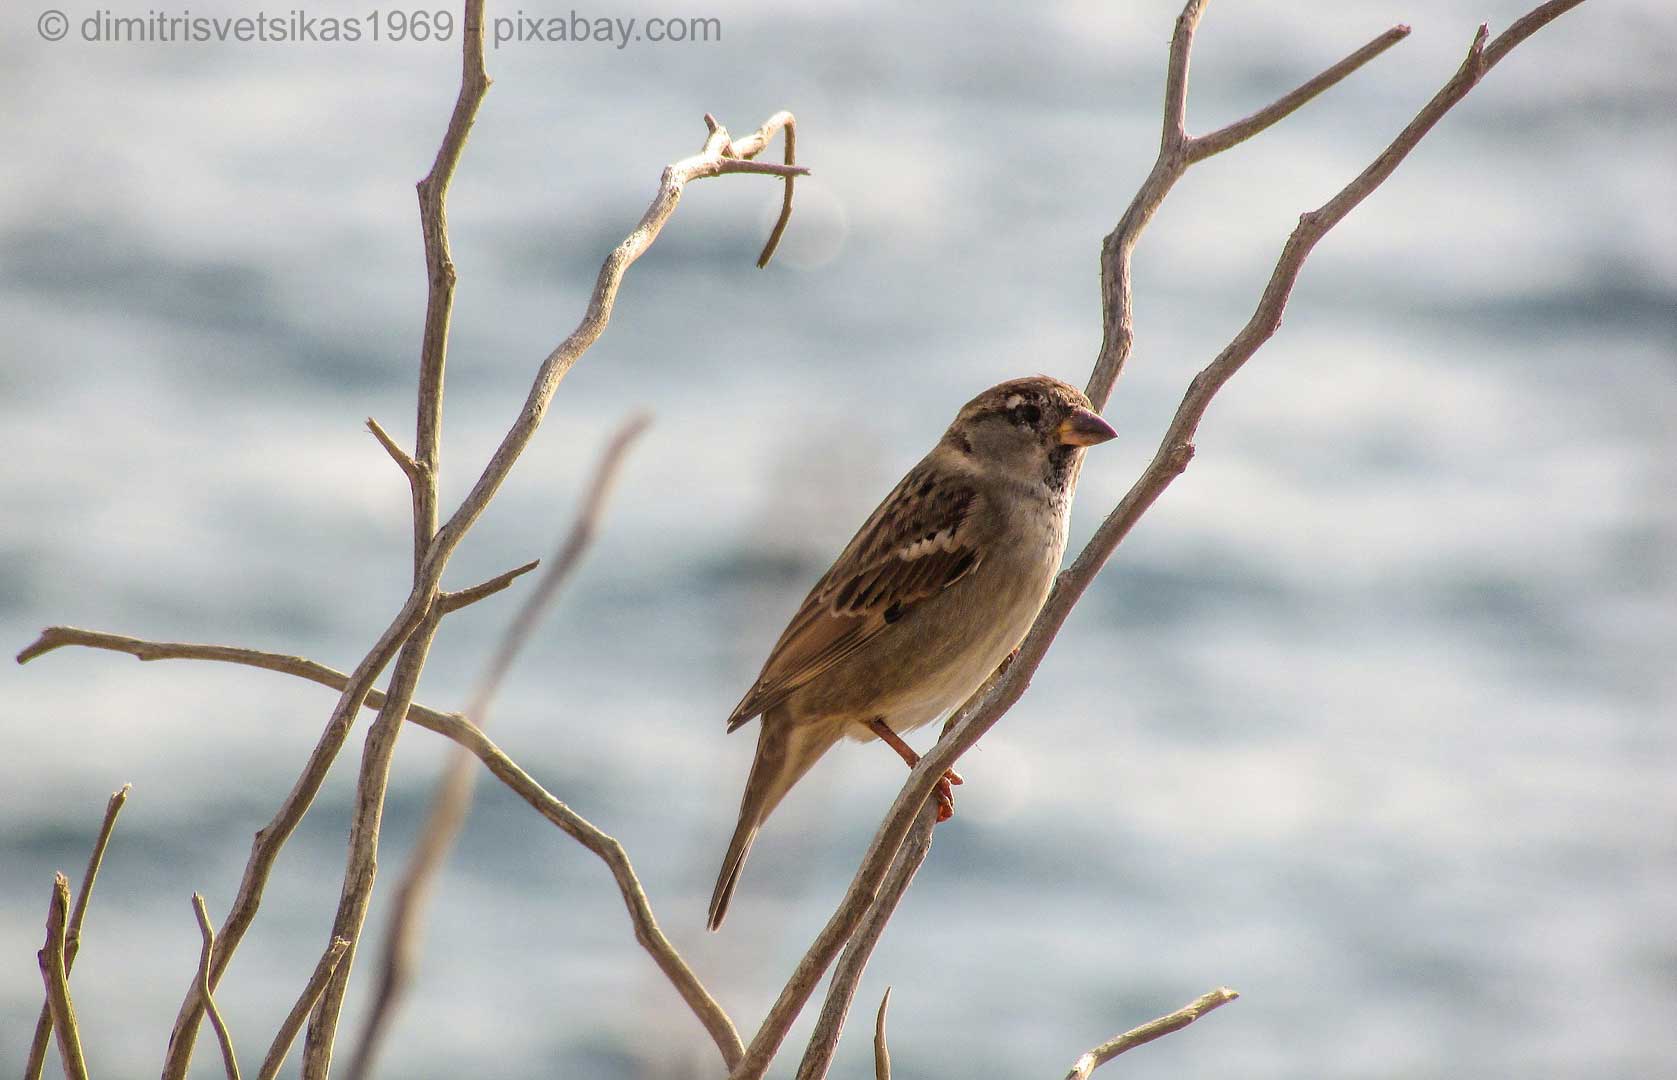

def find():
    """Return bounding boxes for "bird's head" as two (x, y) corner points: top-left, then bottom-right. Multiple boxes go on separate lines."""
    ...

(942, 375), (1117, 493)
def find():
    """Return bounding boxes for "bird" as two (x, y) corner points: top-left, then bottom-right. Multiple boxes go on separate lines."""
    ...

(707, 374), (1117, 931)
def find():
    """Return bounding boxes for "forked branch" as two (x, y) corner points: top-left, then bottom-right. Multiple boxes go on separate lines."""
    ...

(732, 2), (1586, 1075)
(24, 785), (128, 1080)
(37, 874), (89, 1080)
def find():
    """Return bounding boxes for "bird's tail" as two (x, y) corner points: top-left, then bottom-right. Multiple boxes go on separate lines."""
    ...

(708, 707), (838, 931)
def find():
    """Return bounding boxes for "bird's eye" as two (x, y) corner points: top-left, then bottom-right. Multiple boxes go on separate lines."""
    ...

(1013, 403), (1042, 427)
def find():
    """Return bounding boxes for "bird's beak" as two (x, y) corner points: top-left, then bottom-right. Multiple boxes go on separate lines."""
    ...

(1055, 407), (1118, 447)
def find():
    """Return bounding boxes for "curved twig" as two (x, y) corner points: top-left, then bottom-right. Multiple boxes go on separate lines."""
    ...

(755, 112), (798, 267)
(1062, 988), (1239, 1079)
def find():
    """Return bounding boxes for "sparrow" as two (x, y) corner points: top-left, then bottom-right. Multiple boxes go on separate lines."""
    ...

(707, 375), (1117, 931)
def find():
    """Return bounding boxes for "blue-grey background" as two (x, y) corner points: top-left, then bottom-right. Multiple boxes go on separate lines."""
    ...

(3, 1), (1673, 1077)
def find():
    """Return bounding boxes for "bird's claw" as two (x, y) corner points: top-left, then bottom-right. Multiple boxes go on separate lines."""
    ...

(934, 769), (962, 823)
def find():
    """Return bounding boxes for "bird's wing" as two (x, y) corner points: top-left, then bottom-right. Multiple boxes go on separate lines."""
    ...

(726, 463), (983, 729)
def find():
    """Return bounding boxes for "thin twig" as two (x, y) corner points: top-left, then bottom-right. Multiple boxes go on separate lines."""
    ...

(873, 988), (892, 1080)
(436, 559), (541, 614)
(755, 112), (798, 267)
(1062, 988), (1239, 1079)
(418, 701), (747, 1067)
(16, 628), (462, 737)
(794, 802), (935, 1080)
(192, 895), (242, 1080)
(1087, 8), (1409, 407)
(296, 0), (496, 1067)
(346, 415), (667, 1080)
(365, 416), (422, 484)
(37, 873), (89, 1080)
(1185, 26), (1411, 163)
(24, 784), (129, 1080)
(257, 937), (350, 1080)
(729, 3), (1586, 1075)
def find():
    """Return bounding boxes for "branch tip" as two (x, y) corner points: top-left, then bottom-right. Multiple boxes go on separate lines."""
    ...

(873, 987), (893, 1080)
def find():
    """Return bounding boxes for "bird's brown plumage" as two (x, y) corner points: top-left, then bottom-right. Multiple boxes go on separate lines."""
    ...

(708, 375), (1115, 931)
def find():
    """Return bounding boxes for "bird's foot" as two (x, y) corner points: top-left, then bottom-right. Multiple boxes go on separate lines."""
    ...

(868, 718), (964, 823)
(934, 769), (964, 822)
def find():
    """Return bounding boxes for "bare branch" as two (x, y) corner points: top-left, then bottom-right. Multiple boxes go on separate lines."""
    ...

(1062, 988), (1240, 1080)
(24, 784), (128, 1080)
(192, 895), (243, 1080)
(347, 415), (657, 1080)
(734, 4), (1586, 1075)
(161, 570), (430, 1077)
(37, 873), (89, 1080)
(364, 416), (422, 484)
(447, 708), (746, 1066)
(294, 29), (799, 1068)
(1185, 25), (1411, 163)
(716, 159), (809, 179)
(795, 802), (936, 1080)
(19, 4), (796, 1076)
(1159, 0), (1201, 153)
(873, 988), (892, 1080)
(296, 2), (497, 1064)
(16, 627), (461, 734)
(753, 112), (798, 267)
(13, 617), (731, 1060)
(131, 36), (795, 1080)
(20, 640), (740, 1069)
(257, 937), (350, 1080)
(1090, 1), (1410, 405)
(436, 559), (541, 614)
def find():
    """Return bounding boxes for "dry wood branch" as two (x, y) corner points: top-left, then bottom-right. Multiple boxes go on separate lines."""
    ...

(302, 115), (803, 1074)
(16, 628), (460, 736)
(419, 109), (799, 581)
(732, 3), (1585, 1075)
(365, 416), (422, 484)
(159, 569), (430, 1077)
(17, 620), (742, 1072)
(192, 895), (243, 1080)
(436, 559), (541, 614)
(795, 803), (936, 1080)
(872, 988), (892, 1080)
(297, 0), (496, 1066)
(37, 92), (798, 1073)
(37, 873), (89, 1080)
(257, 937), (350, 1080)
(1087, 7), (1409, 406)
(24, 785), (128, 1080)
(440, 704), (747, 1067)
(1062, 988), (1239, 1079)
(1185, 26), (1410, 163)
(754, 113), (798, 267)
(347, 415), (655, 1080)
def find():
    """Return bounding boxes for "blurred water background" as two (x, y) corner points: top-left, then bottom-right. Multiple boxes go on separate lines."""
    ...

(3, 0), (1674, 1077)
